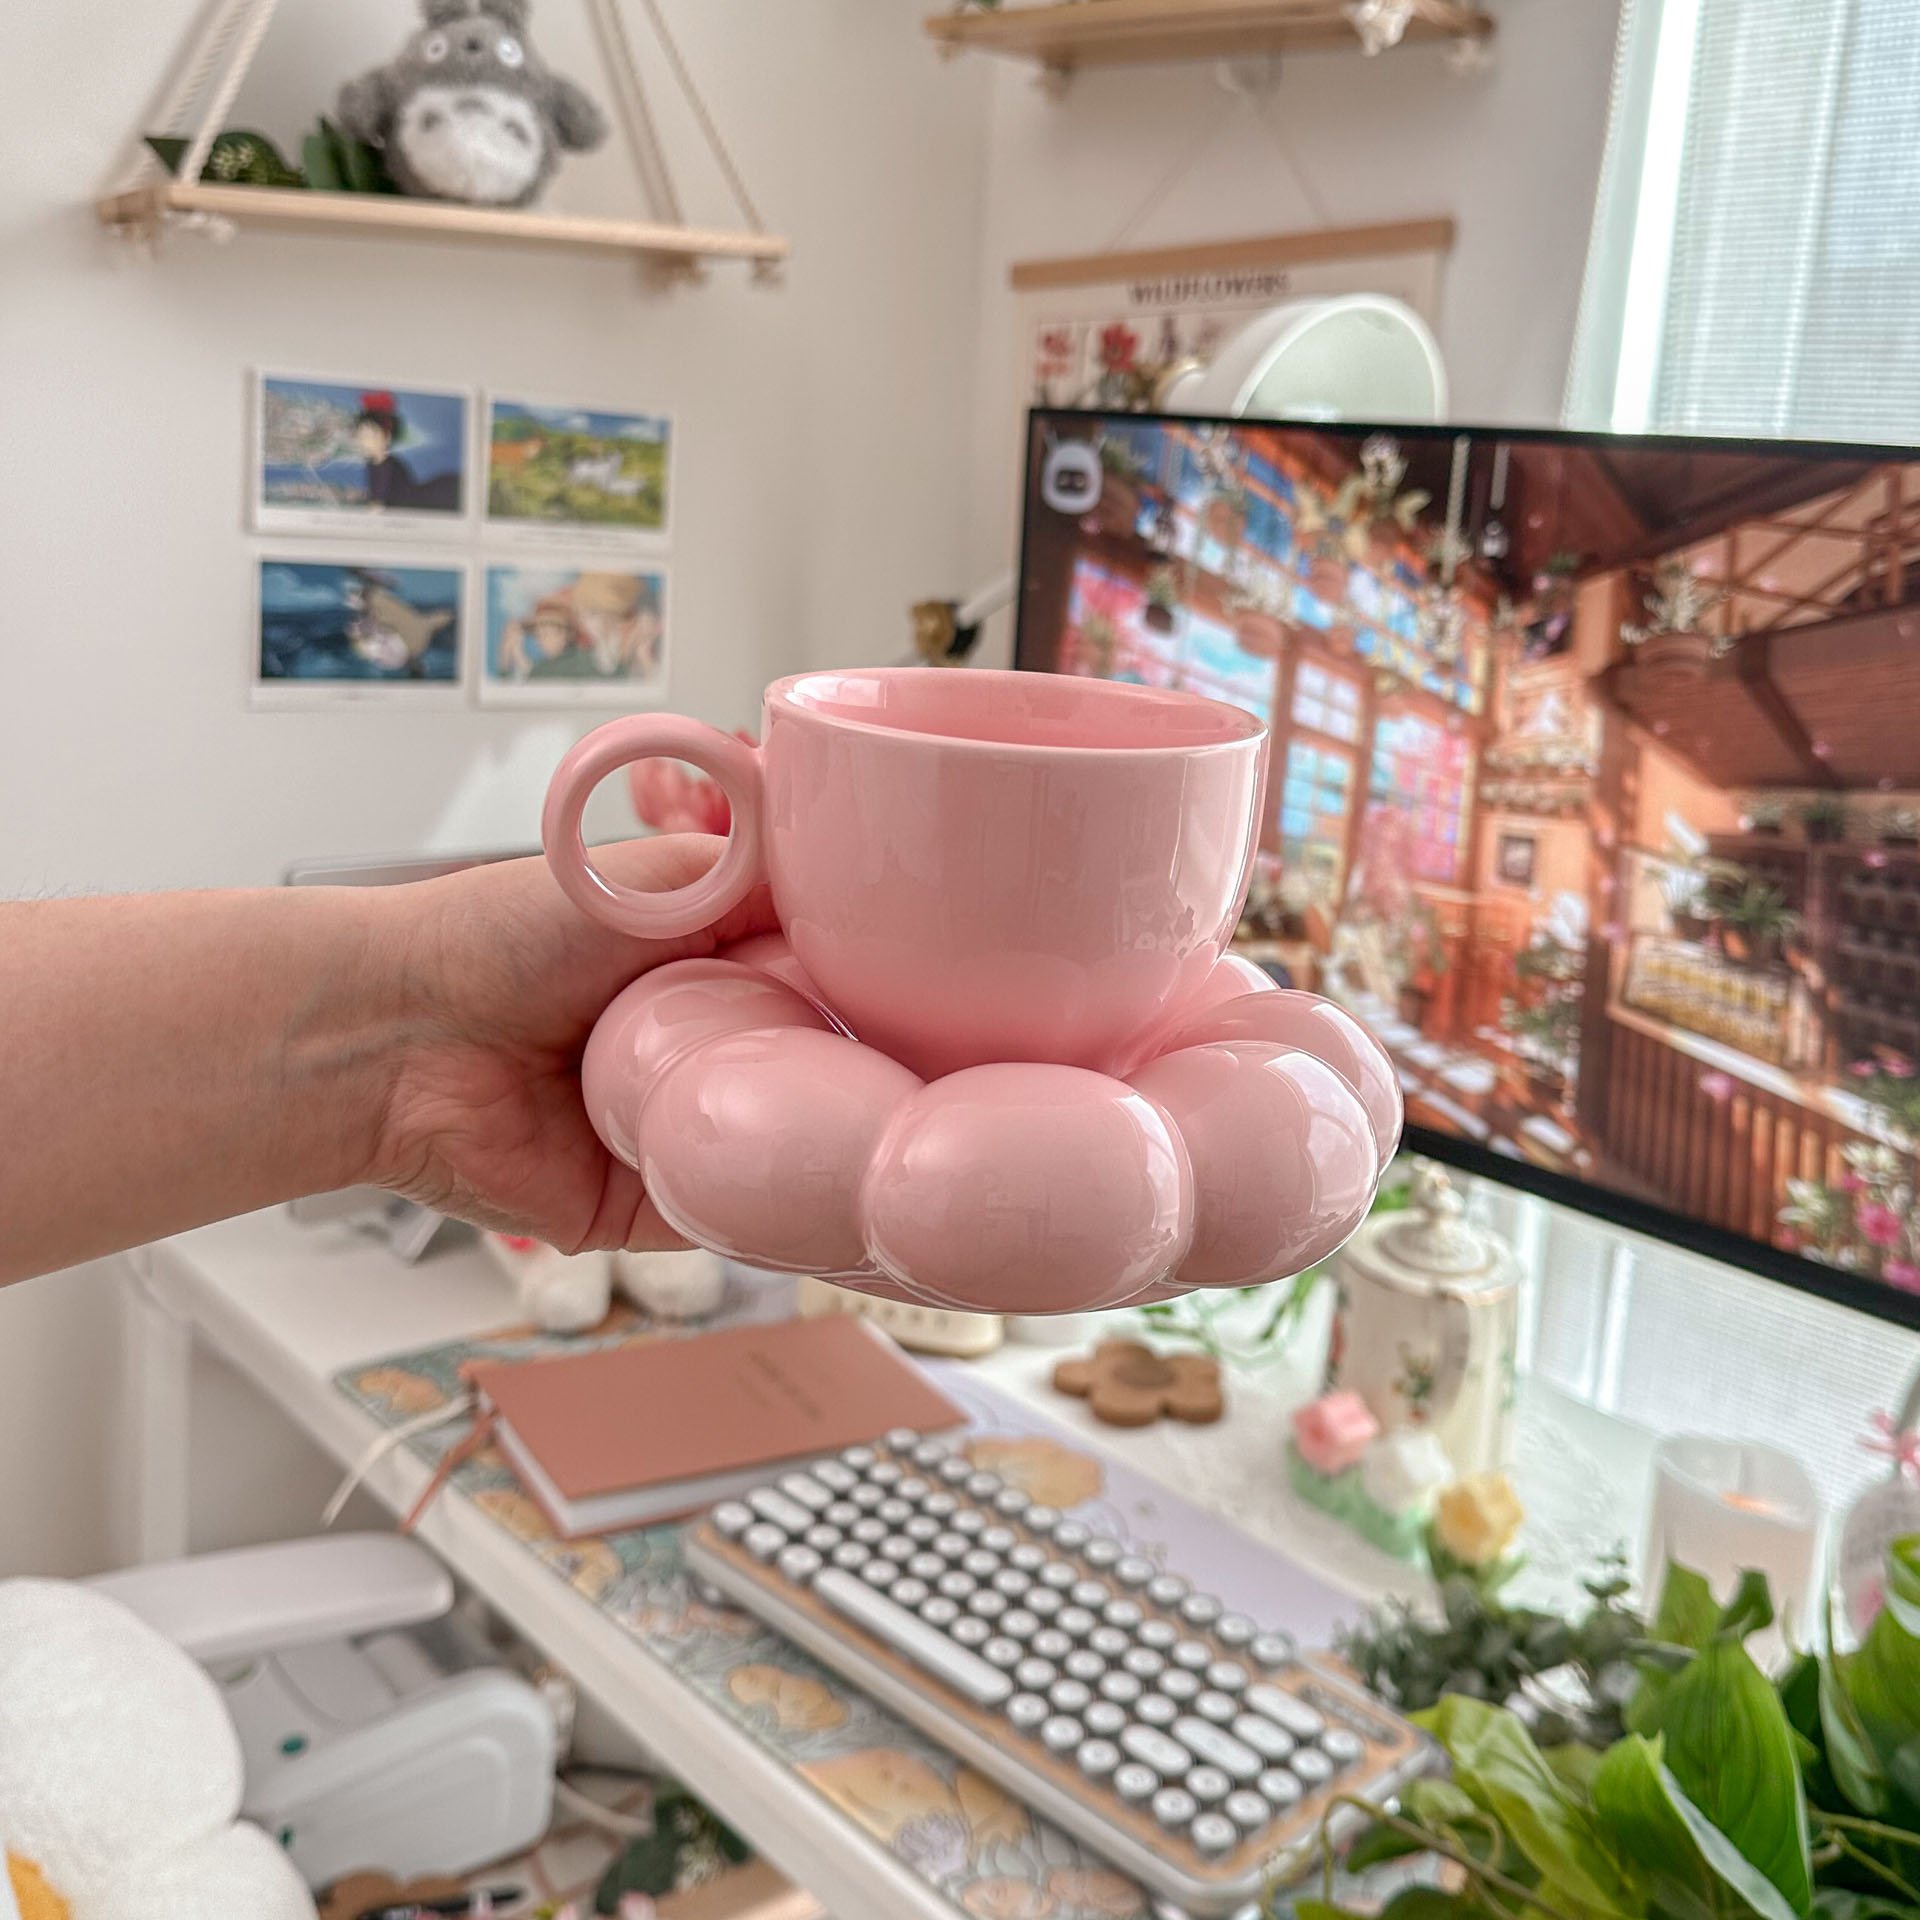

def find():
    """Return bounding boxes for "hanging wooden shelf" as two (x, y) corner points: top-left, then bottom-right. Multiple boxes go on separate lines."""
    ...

(96, 180), (789, 269)
(924, 0), (1495, 77)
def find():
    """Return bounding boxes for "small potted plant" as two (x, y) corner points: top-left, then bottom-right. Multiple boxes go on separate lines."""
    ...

(1718, 876), (1801, 967)
(1092, 439), (1146, 537)
(1659, 859), (1710, 942)
(1142, 565), (1180, 635)
(1231, 603), (1289, 660)
(1799, 793), (1850, 844)
(1621, 558), (1727, 680)
(1076, 611), (1117, 677)
(1202, 481), (1248, 552)
(1747, 795), (1788, 836)
(1881, 804), (1920, 847)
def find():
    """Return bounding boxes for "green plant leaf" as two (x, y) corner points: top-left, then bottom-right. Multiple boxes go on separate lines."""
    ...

(1820, 1642), (1892, 1819)
(1716, 1570), (1777, 1646)
(302, 132), (343, 190)
(1344, 1820), (1431, 1872)
(1881, 1536), (1920, 1641)
(1592, 1733), (1800, 1920)
(1808, 1892), (1920, 1920)
(1423, 1695), (1638, 1917)
(1636, 1637), (1814, 1916)
(1656, 1564), (1723, 1652)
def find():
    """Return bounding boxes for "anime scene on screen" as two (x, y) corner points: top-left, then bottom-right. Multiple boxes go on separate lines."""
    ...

(1018, 414), (1920, 1305)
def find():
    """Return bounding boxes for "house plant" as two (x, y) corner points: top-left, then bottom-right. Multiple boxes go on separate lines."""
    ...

(1704, 866), (1800, 967)
(1802, 795), (1852, 845)
(1748, 797), (1789, 836)
(1143, 565), (1181, 635)
(1881, 807), (1920, 849)
(1092, 438), (1147, 538)
(1620, 559), (1727, 680)
(1780, 1138), (1919, 1287)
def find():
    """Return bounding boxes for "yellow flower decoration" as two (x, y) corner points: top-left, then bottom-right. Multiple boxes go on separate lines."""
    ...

(1432, 1472), (1525, 1567)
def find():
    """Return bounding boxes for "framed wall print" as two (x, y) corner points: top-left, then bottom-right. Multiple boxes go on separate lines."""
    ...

(1496, 832), (1539, 890)
(479, 559), (668, 707)
(251, 555), (468, 708)
(253, 374), (471, 535)
(483, 396), (673, 547)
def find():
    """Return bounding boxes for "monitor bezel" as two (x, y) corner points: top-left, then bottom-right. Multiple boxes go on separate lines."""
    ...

(1014, 405), (1920, 1333)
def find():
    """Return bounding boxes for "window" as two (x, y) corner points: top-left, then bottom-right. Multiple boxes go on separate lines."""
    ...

(1278, 742), (1355, 908)
(1369, 709), (1472, 884)
(1570, 0), (1920, 440)
(1291, 660), (1362, 743)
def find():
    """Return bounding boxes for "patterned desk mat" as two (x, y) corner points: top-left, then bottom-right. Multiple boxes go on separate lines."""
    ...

(335, 1310), (1355, 1920)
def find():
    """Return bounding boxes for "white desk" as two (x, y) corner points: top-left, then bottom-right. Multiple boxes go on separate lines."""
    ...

(128, 1211), (1659, 1920)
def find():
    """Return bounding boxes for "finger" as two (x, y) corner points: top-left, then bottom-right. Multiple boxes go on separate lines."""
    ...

(577, 1150), (695, 1255)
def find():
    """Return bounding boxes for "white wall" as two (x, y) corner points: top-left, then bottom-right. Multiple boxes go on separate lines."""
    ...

(958, 0), (1623, 648)
(0, 0), (988, 1573)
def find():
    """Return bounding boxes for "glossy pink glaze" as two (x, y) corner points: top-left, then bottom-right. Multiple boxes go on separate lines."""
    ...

(862, 1064), (1194, 1313)
(1127, 1041), (1378, 1287)
(544, 669), (1266, 1079)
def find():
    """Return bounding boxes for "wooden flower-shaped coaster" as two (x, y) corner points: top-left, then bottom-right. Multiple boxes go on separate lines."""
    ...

(1051, 1338), (1225, 1427)
(320, 1873), (468, 1920)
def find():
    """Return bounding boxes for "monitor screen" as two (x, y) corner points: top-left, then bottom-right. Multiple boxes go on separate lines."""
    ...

(1015, 410), (1920, 1330)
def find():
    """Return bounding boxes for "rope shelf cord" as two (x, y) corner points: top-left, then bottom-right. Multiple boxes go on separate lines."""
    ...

(96, 0), (788, 277)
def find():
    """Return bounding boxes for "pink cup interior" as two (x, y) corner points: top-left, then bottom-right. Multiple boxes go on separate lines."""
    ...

(773, 668), (1263, 753)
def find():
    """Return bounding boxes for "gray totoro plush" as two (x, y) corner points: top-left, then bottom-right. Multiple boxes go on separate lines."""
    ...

(337, 0), (608, 209)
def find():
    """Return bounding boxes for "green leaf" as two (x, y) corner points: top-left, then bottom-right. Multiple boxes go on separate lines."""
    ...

(1808, 1893), (1920, 1920)
(1423, 1695), (1638, 1918)
(1655, 1564), (1723, 1652)
(1820, 1644), (1892, 1819)
(1378, 1890), (1486, 1920)
(302, 132), (343, 190)
(1636, 1636), (1814, 1915)
(1716, 1569), (1777, 1645)
(1344, 1820), (1431, 1872)
(1592, 1733), (1800, 1920)
(1546, 1742), (1607, 1796)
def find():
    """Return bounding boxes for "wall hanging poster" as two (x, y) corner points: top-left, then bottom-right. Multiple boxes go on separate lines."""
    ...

(479, 560), (668, 707)
(1011, 219), (1453, 424)
(254, 374), (470, 535)
(251, 557), (467, 708)
(484, 397), (674, 545)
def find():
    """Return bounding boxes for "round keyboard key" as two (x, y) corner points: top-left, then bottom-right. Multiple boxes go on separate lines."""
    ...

(911, 1439), (949, 1470)
(1250, 1632), (1296, 1670)
(908, 1552), (945, 1582)
(1103, 1599), (1144, 1631)
(1007, 1692), (1048, 1731)
(1196, 1691), (1238, 1725)
(1123, 1647), (1165, 1680)
(983, 1637), (1024, 1671)
(962, 1549), (999, 1579)
(850, 1484), (885, 1512)
(920, 1595), (961, 1628)
(1024, 1505), (1060, 1535)
(1160, 1669), (1200, 1704)
(713, 1501), (754, 1538)
(877, 1498), (912, 1526)
(1147, 1573), (1188, 1608)
(993, 1569), (1033, 1599)
(1050, 1679), (1092, 1714)
(1056, 1607), (1097, 1639)
(1259, 1768), (1303, 1808)
(813, 1461), (857, 1493)
(1191, 1810), (1239, 1858)
(1040, 1561), (1078, 1591)
(890, 1576), (930, 1609)
(905, 1515), (941, 1544)
(1114, 1762), (1157, 1804)
(965, 1471), (1002, 1501)
(1001, 1608), (1041, 1640)
(1152, 1787), (1198, 1830)
(1038, 1631), (1080, 1665)
(1206, 1660), (1248, 1693)
(949, 1596), (987, 1628)
(1179, 1593), (1222, 1628)
(932, 1532), (969, 1561)
(968, 1589), (1009, 1621)
(859, 1558), (897, 1589)
(1232, 1714), (1295, 1762)
(1077, 1737), (1120, 1779)
(868, 1461), (903, 1488)
(1225, 1788), (1271, 1832)
(1010, 1543), (1047, 1573)
(1026, 1587), (1063, 1620)
(777, 1544), (822, 1583)
(805, 1524), (844, 1553)
(1041, 1714), (1083, 1755)
(1090, 1627), (1131, 1660)
(1070, 1581), (1109, 1611)
(1098, 1671), (1143, 1706)
(1083, 1536), (1123, 1570)
(951, 1510), (986, 1537)
(1187, 1765), (1231, 1805)
(937, 1571), (976, 1600)
(840, 1446), (875, 1470)
(1172, 1639), (1212, 1671)
(880, 1536), (916, 1564)
(831, 1541), (870, 1571)
(1137, 1693), (1178, 1728)
(852, 1517), (887, 1545)
(981, 1525), (1017, 1554)
(1290, 1748), (1334, 1787)
(1138, 1619), (1178, 1652)
(884, 1426), (920, 1451)
(994, 1487), (1032, 1519)
(939, 1457), (972, 1485)
(1322, 1728), (1365, 1767)
(923, 1491), (958, 1520)
(1051, 1519), (1091, 1550)
(1085, 1700), (1127, 1737)
(1015, 1657), (1058, 1691)
(825, 1502), (861, 1529)
(1114, 1556), (1156, 1589)
(1216, 1613), (1257, 1648)
(895, 1477), (929, 1503)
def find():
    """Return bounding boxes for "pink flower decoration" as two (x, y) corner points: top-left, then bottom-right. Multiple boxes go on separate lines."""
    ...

(1292, 1391), (1380, 1475)
(1885, 1260), (1920, 1294)
(1875, 1046), (1918, 1078)
(1851, 1060), (1879, 1079)
(1859, 1202), (1904, 1249)
(1840, 1172), (1868, 1195)
(628, 731), (755, 835)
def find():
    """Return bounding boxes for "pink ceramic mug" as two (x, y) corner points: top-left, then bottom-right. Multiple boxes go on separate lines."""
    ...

(542, 668), (1267, 1079)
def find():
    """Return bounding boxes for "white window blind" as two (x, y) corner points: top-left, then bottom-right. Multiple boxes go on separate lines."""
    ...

(1568, 0), (1920, 443)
